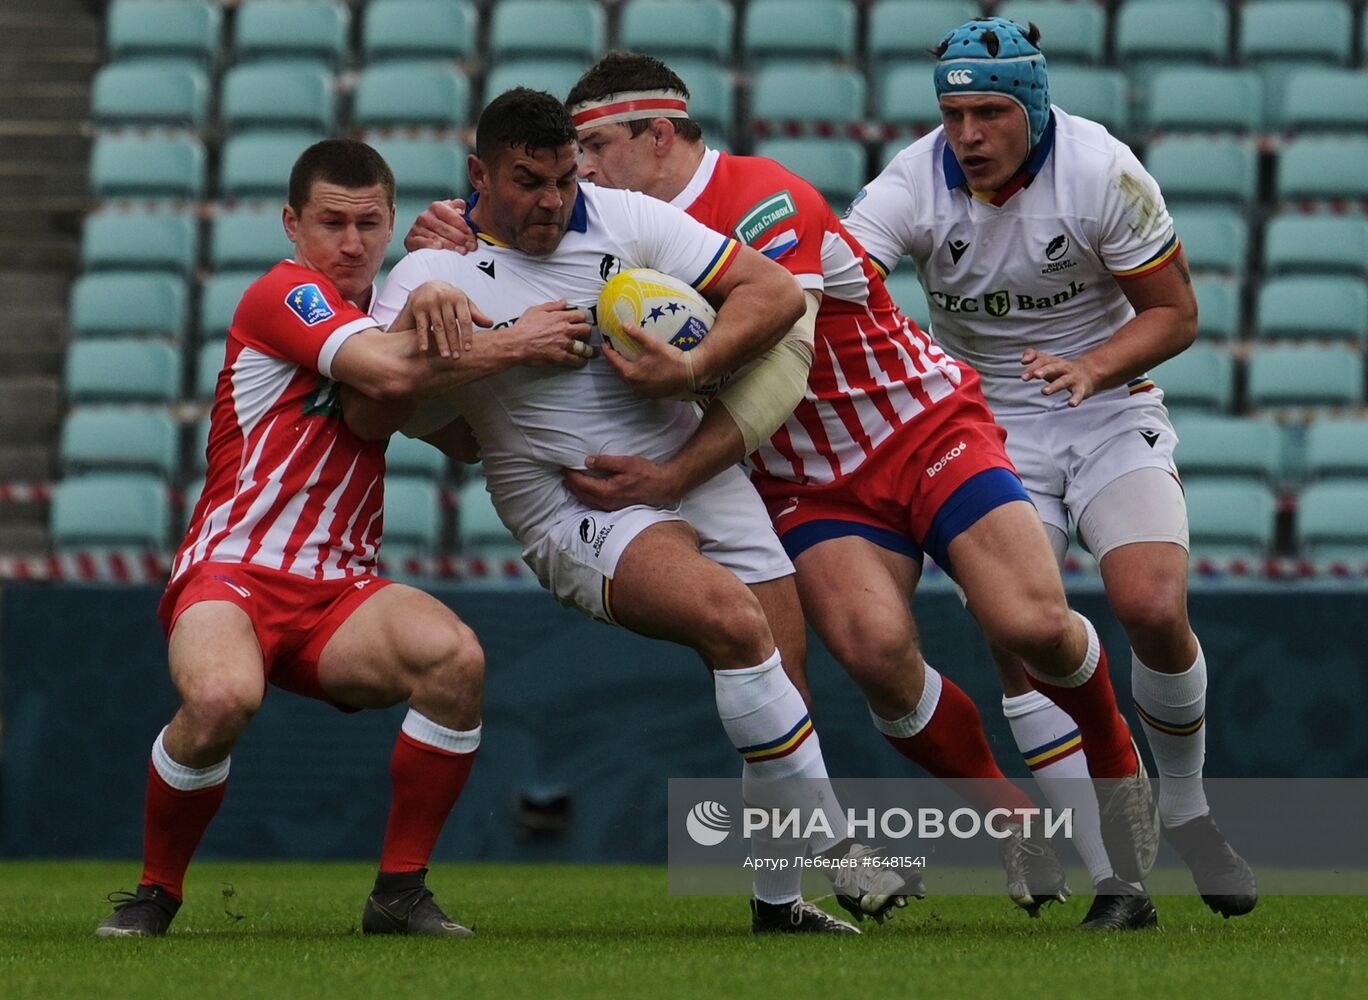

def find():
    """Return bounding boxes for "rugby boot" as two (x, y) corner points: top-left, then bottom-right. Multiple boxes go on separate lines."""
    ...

(751, 898), (861, 934)
(1000, 825), (1071, 917)
(362, 868), (474, 937)
(96, 884), (181, 938)
(1164, 813), (1258, 918)
(1079, 877), (1160, 931)
(1096, 742), (1161, 884)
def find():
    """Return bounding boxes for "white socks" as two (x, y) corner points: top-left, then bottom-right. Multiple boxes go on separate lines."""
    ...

(1002, 691), (1113, 886)
(1132, 644), (1209, 826)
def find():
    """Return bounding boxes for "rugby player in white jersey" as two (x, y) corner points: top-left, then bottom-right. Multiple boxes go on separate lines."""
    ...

(346, 88), (911, 933)
(844, 17), (1257, 923)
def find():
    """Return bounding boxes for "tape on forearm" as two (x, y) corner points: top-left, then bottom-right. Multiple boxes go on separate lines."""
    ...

(714, 291), (818, 452)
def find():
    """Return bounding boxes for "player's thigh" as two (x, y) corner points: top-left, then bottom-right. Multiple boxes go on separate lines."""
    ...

(610, 519), (773, 667)
(949, 499), (1072, 646)
(167, 600), (267, 716)
(748, 575), (810, 703)
(793, 535), (923, 676)
(316, 583), (483, 710)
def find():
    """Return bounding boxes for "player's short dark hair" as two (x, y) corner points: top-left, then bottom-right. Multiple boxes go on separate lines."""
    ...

(567, 51), (704, 143)
(476, 87), (579, 164)
(288, 138), (395, 214)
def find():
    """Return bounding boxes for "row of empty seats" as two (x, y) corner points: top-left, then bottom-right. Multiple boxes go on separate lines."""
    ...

(104, 1), (1368, 76)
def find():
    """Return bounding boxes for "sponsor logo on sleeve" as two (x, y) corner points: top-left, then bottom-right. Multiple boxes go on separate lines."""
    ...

(735, 191), (798, 248)
(284, 283), (335, 326)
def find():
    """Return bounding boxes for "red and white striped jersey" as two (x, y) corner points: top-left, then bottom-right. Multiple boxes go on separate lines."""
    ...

(672, 149), (968, 486)
(172, 261), (385, 582)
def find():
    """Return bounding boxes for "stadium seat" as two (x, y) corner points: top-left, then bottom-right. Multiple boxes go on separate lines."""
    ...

(1264, 216), (1368, 278)
(81, 212), (198, 275)
(106, 0), (222, 65)
(221, 63), (335, 133)
(91, 62), (210, 127)
(59, 407), (180, 478)
(1150, 345), (1234, 413)
(668, 61), (735, 143)
(1184, 479), (1276, 560)
(361, 0), (478, 63)
(69, 273), (188, 339)
(387, 198), (437, 266)
(232, 0), (350, 67)
(883, 268), (931, 330)
(65, 340), (183, 404)
(1114, 0), (1229, 66)
(742, 0), (857, 64)
(1305, 418), (1368, 481)
(866, 2), (978, 70)
(353, 63), (470, 130)
(754, 139), (866, 209)
(1277, 68), (1368, 133)
(195, 341), (225, 400)
(457, 476), (520, 557)
(210, 206), (293, 273)
(877, 63), (948, 131)
(1144, 137), (1258, 208)
(1144, 68), (1261, 134)
(387, 433), (449, 478)
(367, 138), (467, 201)
(382, 477), (443, 556)
(1191, 276), (1242, 341)
(1171, 209), (1248, 276)
(1172, 414), (1281, 482)
(1047, 66), (1129, 138)
(751, 65), (865, 127)
(993, 2), (1105, 64)
(1246, 344), (1364, 409)
(1239, 1), (1354, 93)
(1255, 277), (1368, 342)
(488, 1), (605, 62)
(482, 60), (586, 104)
(619, 0), (734, 64)
(1277, 137), (1368, 203)
(89, 134), (206, 202)
(220, 131), (323, 200)
(198, 271), (258, 341)
(50, 473), (171, 551)
(1297, 481), (1368, 564)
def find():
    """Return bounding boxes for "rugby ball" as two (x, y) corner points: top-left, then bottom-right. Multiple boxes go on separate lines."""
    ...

(598, 268), (727, 399)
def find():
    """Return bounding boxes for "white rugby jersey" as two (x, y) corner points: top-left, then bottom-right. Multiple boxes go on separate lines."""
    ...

(373, 183), (742, 542)
(846, 108), (1179, 414)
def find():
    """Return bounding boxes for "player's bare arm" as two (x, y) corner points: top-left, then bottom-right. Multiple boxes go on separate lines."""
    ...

(1020, 248), (1198, 406)
(404, 198), (478, 254)
(339, 298), (595, 439)
(607, 246), (805, 399)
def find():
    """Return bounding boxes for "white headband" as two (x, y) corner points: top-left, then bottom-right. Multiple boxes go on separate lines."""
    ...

(569, 89), (690, 129)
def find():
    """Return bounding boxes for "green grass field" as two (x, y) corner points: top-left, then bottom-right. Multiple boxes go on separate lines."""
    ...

(5, 861), (1365, 999)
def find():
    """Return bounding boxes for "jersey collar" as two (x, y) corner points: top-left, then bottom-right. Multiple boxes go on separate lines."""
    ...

(942, 111), (1056, 207)
(463, 188), (589, 247)
(671, 147), (721, 211)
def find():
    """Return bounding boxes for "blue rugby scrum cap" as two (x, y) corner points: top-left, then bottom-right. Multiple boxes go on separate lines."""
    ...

(933, 17), (1050, 149)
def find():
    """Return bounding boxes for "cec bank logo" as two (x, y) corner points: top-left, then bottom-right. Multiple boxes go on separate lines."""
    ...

(686, 801), (732, 846)
(946, 69), (974, 86)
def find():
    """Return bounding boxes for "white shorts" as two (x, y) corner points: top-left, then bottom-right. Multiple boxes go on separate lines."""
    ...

(996, 392), (1187, 560)
(522, 464), (794, 624)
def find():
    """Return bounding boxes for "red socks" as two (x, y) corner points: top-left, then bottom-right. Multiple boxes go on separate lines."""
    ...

(140, 764), (226, 899)
(379, 730), (477, 873)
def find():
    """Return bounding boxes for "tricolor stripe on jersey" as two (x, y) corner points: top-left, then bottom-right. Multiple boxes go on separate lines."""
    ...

(1114, 234), (1181, 280)
(1127, 376), (1156, 395)
(692, 238), (740, 292)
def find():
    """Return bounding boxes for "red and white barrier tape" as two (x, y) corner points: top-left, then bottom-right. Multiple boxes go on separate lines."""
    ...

(0, 482), (50, 504)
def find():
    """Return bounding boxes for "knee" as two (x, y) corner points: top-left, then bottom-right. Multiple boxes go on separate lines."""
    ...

(182, 674), (262, 749)
(1109, 579), (1187, 645)
(987, 599), (1075, 664)
(697, 586), (773, 667)
(410, 618), (486, 695)
(833, 626), (922, 706)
